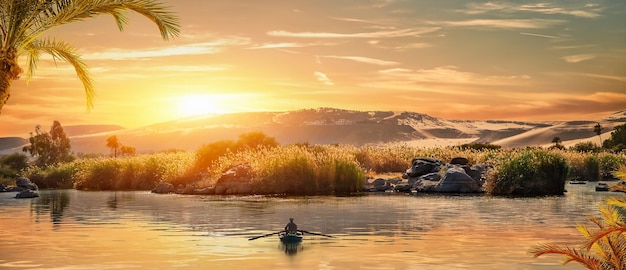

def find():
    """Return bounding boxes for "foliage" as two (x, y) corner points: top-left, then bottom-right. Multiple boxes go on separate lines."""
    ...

(0, 0), (180, 113)
(549, 137), (566, 150)
(17, 137), (626, 196)
(106, 135), (120, 157)
(194, 139), (235, 173)
(603, 123), (626, 152)
(72, 152), (194, 190)
(570, 141), (601, 153)
(235, 131), (279, 150)
(484, 149), (569, 195)
(24, 162), (77, 189)
(531, 197), (626, 269)
(22, 121), (74, 167)
(454, 142), (502, 151)
(0, 152), (29, 179)
(120, 145), (136, 156)
(568, 154), (602, 181)
(193, 132), (279, 173)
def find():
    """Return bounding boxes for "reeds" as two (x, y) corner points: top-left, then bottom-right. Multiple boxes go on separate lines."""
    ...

(17, 140), (626, 195)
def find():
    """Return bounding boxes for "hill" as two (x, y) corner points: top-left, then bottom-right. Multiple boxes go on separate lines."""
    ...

(1, 108), (624, 155)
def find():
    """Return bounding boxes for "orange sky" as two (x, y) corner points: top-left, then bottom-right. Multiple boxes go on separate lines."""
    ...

(1, 1), (625, 137)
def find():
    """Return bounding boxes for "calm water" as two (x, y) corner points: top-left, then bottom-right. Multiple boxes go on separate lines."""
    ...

(0, 184), (618, 270)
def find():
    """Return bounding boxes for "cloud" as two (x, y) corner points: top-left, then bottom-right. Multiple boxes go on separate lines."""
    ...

(314, 72), (334, 86)
(436, 19), (564, 29)
(563, 54), (595, 63)
(520, 32), (559, 39)
(377, 66), (530, 85)
(322, 55), (399, 66)
(82, 38), (250, 60)
(464, 2), (602, 18)
(267, 27), (441, 38)
(517, 3), (601, 18)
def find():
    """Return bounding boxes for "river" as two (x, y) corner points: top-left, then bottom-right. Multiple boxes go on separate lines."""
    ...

(0, 183), (618, 269)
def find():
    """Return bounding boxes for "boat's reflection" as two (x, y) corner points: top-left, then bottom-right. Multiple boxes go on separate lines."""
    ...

(280, 242), (303, 256)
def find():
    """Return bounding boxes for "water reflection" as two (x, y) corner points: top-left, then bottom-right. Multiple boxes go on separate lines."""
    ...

(31, 190), (70, 227)
(107, 192), (136, 209)
(280, 242), (303, 256)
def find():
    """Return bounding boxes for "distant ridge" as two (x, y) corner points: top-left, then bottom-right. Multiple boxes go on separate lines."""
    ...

(1, 108), (624, 155)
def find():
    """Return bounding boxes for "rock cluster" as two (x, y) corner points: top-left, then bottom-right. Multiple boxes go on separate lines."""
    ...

(0, 177), (40, 198)
(365, 157), (489, 193)
(152, 163), (253, 195)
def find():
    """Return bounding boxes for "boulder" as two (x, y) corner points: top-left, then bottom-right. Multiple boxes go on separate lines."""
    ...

(405, 158), (441, 177)
(152, 182), (175, 194)
(15, 190), (39, 199)
(434, 165), (482, 193)
(364, 178), (393, 192)
(214, 163), (253, 195)
(15, 177), (38, 191)
(449, 157), (469, 166)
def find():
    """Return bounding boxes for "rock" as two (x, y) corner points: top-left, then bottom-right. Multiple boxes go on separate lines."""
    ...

(15, 177), (38, 191)
(0, 182), (7, 192)
(449, 157), (469, 166)
(419, 172), (442, 182)
(214, 163), (253, 195)
(15, 190), (39, 199)
(152, 182), (175, 194)
(405, 158), (441, 177)
(434, 165), (482, 193)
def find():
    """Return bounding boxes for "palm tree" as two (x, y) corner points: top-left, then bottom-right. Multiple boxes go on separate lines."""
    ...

(0, 0), (180, 113)
(593, 123), (603, 147)
(106, 135), (119, 158)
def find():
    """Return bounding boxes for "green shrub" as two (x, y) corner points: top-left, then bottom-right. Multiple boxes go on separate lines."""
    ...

(485, 150), (569, 196)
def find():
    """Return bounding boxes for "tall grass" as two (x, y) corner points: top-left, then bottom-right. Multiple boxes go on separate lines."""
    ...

(485, 149), (569, 196)
(18, 140), (626, 196)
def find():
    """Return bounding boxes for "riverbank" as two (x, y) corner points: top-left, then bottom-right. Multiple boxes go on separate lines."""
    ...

(12, 144), (626, 196)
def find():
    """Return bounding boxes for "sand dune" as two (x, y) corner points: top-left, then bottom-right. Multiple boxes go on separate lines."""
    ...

(1, 108), (624, 155)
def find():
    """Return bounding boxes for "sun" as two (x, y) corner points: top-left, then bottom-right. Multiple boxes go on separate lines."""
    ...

(177, 94), (225, 117)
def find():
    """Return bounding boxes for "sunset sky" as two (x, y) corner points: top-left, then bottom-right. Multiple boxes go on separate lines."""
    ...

(1, 0), (625, 137)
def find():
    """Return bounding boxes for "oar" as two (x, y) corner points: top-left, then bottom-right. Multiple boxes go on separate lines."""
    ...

(299, 230), (335, 238)
(249, 231), (284, 241)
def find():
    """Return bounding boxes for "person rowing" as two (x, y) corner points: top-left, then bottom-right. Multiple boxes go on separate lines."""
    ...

(284, 218), (298, 234)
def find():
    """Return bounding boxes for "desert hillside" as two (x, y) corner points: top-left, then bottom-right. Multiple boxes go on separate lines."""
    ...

(1, 108), (624, 155)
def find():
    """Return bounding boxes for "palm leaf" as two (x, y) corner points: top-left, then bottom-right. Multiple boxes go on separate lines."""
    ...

(23, 38), (94, 110)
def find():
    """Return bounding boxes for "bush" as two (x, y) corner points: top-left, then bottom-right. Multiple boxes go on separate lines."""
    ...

(485, 150), (569, 196)
(569, 141), (600, 152)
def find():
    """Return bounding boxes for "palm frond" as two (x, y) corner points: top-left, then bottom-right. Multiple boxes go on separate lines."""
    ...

(29, 0), (180, 42)
(24, 38), (94, 110)
(530, 243), (605, 270)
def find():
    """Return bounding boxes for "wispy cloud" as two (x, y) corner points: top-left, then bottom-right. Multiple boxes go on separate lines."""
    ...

(83, 39), (250, 60)
(267, 27), (440, 38)
(563, 54), (595, 63)
(520, 32), (559, 39)
(550, 44), (596, 50)
(464, 2), (602, 18)
(436, 19), (564, 29)
(375, 66), (531, 86)
(314, 72), (334, 86)
(322, 55), (399, 66)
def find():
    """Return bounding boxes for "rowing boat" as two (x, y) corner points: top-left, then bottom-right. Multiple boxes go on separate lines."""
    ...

(279, 231), (303, 243)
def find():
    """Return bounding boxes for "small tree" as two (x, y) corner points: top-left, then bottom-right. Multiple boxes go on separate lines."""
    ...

(106, 135), (120, 158)
(602, 123), (626, 152)
(120, 145), (136, 156)
(23, 121), (73, 167)
(550, 137), (565, 150)
(235, 131), (279, 150)
(593, 122), (602, 146)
